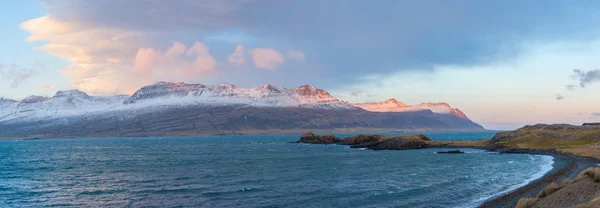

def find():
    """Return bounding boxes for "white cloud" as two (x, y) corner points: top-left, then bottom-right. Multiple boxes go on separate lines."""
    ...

(21, 16), (217, 95)
(250, 48), (284, 70)
(228, 44), (245, 65)
(287, 51), (306, 62)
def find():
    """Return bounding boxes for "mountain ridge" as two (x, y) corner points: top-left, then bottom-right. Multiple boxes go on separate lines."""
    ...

(0, 81), (484, 138)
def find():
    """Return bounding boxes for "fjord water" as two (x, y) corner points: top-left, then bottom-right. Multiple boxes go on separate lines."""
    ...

(0, 132), (553, 207)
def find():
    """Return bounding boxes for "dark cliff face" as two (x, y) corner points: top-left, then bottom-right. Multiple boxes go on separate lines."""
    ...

(0, 105), (484, 138)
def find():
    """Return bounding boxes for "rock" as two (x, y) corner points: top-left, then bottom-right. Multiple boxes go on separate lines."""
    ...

(299, 133), (432, 150)
(298, 132), (340, 144)
(491, 131), (517, 143)
(342, 134), (381, 145)
(358, 138), (429, 150)
(436, 150), (465, 154)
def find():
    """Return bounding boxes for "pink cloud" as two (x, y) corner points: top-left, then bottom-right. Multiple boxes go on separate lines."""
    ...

(250, 48), (284, 70)
(228, 44), (245, 65)
(133, 41), (217, 77)
(184, 42), (217, 76)
(133, 48), (157, 77)
(166, 41), (186, 57)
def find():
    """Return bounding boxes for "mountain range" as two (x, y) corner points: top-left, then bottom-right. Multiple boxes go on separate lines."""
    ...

(0, 82), (484, 138)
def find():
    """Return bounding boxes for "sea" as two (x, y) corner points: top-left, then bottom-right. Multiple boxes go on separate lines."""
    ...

(0, 132), (554, 208)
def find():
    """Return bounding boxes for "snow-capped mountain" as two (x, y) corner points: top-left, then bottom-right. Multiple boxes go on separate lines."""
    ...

(0, 90), (128, 123)
(0, 82), (483, 138)
(353, 98), (470, 120)
(124, 82), (355, 109)
(0, 82), (356, 123)
(0, 97), (17, 106)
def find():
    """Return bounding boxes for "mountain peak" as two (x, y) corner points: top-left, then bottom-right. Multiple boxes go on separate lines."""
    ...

(297, 84), (316, 89)
(22, 95), (50, 103)
(293, 85), (335, 99)
(383, 98), (407, 106)
(53, 89), (90, 98)
(214, 83), (238, 89)
(385, 98), (398, 103)
(257, 84), (284, 93)
(0, 97), (16, 102)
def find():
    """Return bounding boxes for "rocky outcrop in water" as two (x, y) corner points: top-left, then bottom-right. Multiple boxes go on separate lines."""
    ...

(298, 133), (432, 150)
(436, 150), (465, 154)
(299, 132), (341, 144)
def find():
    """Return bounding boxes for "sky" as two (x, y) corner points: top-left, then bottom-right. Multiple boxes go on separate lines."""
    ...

(1, 0), (600, 130)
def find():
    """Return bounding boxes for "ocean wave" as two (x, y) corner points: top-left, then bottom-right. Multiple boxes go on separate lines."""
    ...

(458, 155), (554, 208)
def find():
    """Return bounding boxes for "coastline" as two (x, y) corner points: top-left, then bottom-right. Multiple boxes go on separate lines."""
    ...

(297, 131), (600, 208)
(0, 128), (494, 140)
(10, 127), (599, 207)
(478, 151), (598, 208)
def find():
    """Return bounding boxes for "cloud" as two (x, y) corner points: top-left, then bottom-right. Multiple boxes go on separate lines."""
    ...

(0, 63), (40, 88)
(22, 1), (600, 93)
(21, 15), (217, 95)
(287, 51), (306, 62)
(566, 84), (577, 91)
(592, 113), (600, 117)
(350, 91), (362, 97)
(250, 48), (284, 70)
(133, 41), (217, 79)
(21, 15), (142, 94)
(569, 69), (600, 89)
(40, 84), (56, 90)
(228, 44), (245, 65)
(556, 94), (565, 100)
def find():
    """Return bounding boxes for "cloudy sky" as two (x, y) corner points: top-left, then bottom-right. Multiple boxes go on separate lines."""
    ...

(1, 0), (600, 129)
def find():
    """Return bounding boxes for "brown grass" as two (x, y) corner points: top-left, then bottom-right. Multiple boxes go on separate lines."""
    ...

(494, 125), (600, 159)
(515, 198), (538, 208)
(588, 194), (600, 208)
(577, 167), (600, 182)
(571, 194), (600, 208)
(536, 178), (573, 198)
(558, 145), (600, 160)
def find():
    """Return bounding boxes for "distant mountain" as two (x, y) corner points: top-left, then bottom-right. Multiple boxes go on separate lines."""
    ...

(123, 82), (355, 109)
(0, 82), (484, 138)
(353, 98), (470, 120)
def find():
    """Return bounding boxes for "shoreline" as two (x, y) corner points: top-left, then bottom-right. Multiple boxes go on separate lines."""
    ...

(0, 128), (495, 140)
(478, 151), (598, 208)
(297, 132), (600, 208)
(10, 130), (600, 207)
(426, 147), (599, 207)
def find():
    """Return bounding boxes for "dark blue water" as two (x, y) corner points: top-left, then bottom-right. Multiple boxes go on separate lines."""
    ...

(0, 132), (553, 207)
